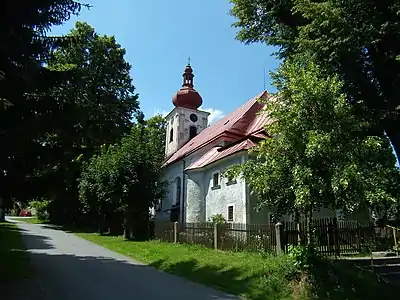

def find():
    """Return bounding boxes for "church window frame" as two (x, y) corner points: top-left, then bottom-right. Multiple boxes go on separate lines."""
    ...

(190, 113), (198, 122)
(189, 126), (197, 139)
(227, 205), (234, 222)
(226, 173), (237, 186)
(211, 171), (221, 190)
(174, 177), (181, 206)
(169, 128), (174, 143)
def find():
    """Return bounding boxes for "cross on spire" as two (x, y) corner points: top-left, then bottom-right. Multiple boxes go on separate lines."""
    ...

(188, 56), (191, 66)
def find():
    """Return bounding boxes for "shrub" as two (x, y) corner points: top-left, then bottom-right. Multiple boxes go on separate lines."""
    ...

(28, 200), (50, 221)
(209, 214), (226, 224)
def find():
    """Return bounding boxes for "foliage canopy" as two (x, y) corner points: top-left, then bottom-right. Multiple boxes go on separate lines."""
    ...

(226, 56), (400, 219)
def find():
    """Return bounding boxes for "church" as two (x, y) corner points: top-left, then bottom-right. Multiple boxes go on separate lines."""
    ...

(155, 63), (340, 225)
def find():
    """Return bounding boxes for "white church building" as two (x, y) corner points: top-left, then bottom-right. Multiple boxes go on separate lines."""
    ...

(155, 63), (343, 225)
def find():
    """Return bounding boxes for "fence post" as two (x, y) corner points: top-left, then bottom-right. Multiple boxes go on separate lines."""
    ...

(356, 223), (362, 252)
(275, 222), (283, 254)
(214, 223), (219, 250)
(173, 222), (178, 243)
(392, 227), (398, 256)
(333, 218), (340, 257)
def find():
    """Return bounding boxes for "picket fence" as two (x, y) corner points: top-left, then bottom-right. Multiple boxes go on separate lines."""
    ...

(154, 218), (400, 256)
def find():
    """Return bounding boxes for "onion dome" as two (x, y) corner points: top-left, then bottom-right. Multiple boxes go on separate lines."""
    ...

(172, 61), (202, 109)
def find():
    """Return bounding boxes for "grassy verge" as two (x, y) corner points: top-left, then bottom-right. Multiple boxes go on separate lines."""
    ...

(10, 217), (49, 224)
(76, 233), (296, 299)
(0, 221), (33, 282)
(75, 232), (400, 300)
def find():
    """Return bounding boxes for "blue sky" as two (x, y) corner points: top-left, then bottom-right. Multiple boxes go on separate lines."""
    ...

(50, 0), (279, 123)
(50, 0), (399, 166)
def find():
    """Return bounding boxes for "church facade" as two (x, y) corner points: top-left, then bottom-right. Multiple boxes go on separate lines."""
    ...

(155, 63), (341, 225)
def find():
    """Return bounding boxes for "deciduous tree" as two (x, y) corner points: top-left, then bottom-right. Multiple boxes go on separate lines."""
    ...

(0, 0), (83, 220)
(38, 22), (139, 225)
(226, 56), (400, 227)
(230, 0), (400, 161)
(79, 115), (167, 239)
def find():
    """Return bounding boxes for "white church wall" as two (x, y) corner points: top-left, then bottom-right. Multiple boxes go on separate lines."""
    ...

(165, 111), (179, 157)
(185, 171), (205, 222)
(177, 107), (209, 150)
(157, 161), (184, 222)
(202, 153), (247, 223)
(165, 107), (209, 157)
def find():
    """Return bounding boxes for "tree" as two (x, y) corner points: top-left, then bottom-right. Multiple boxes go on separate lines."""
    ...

(0, 0), (84, 220)
(230, 0), (400, 161)
(37, 22), (139, 225)
(226, 56), (400, 230)
(79, 115), (167, 239)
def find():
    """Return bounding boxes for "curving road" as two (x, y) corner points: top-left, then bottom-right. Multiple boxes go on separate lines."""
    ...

(9, 218), (238, 300)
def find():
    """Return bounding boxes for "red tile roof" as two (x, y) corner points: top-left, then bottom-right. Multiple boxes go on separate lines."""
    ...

(163, 90), (270, 167)
(185, 139), (256, 171)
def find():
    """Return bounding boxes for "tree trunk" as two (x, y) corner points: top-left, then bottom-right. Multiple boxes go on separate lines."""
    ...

(0, 196), (5, 221)
(97, 206), (106, 235)
(131, 211), (149, 241)
(0, 208), (5, 222)
(294, 211), (301, 246)
(307, 210), (315, 247)
(123, 211), (133, 240)
(386, 120), (400, 164)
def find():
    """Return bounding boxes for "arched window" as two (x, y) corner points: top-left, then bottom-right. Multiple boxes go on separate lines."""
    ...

(175, 177), (181, 205)
(169, 128), (174, 142)
(189, 126), (197, 139)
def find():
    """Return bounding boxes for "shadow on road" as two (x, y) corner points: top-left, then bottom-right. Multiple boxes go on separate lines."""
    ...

(5, 224), (239, 300)
(19, 231), (55, 251)
(8, 222), (400, 300)
(22, 252), (240, 300)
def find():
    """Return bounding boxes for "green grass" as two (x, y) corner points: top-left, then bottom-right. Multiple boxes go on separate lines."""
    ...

(10, 217), (49, 224)
(75, 232), (400, 300)
(0, 221), (33, 282)
(76, 233), (296, 300)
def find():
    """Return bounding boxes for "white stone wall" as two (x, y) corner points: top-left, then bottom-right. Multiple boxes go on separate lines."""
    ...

(164, 107), (209, 157)
(201, 153), (247, 223)
(157, 145), (210, 222)
(157, 161), (184, 222)
(165, 110), (179, 157)
(185, 171), (205, 222)
(159, 148), (249, 224)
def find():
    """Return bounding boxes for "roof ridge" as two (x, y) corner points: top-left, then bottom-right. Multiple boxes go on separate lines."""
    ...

(164, 90), (269, 167)
(217, 90), (268, 128)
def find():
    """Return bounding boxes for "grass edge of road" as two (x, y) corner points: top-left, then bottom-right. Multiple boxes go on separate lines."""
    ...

(74, 232), (297, 300)
(73, 232), (400, 300)
(0, 221), (33, 282)
(9, 216), (49, 224)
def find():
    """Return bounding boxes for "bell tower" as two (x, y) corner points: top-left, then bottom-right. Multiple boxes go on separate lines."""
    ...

(165, 61), (210, 157)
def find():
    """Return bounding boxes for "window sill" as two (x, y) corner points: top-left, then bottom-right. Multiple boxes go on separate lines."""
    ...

(226, 180), (237, 186)
(211, 185), (221, 190)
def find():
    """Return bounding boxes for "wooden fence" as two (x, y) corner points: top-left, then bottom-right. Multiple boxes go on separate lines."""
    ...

(154, 217), (400, 256)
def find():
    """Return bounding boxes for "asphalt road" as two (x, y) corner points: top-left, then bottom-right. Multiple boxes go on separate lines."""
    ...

(10, 218), (239, 300)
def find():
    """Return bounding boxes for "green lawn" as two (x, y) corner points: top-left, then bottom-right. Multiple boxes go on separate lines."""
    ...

(10, 217), (49, 224)
(0, 221), (33, 282)
(76, 233), (296, 300)
(76, 232), (400, 300)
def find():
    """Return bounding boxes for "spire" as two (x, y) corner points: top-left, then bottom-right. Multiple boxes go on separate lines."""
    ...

(172, 61), (203, 110)
(182, 59), (194, 88)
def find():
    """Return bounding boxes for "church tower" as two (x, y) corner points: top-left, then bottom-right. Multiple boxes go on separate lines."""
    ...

(165, 62), (210, 157)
